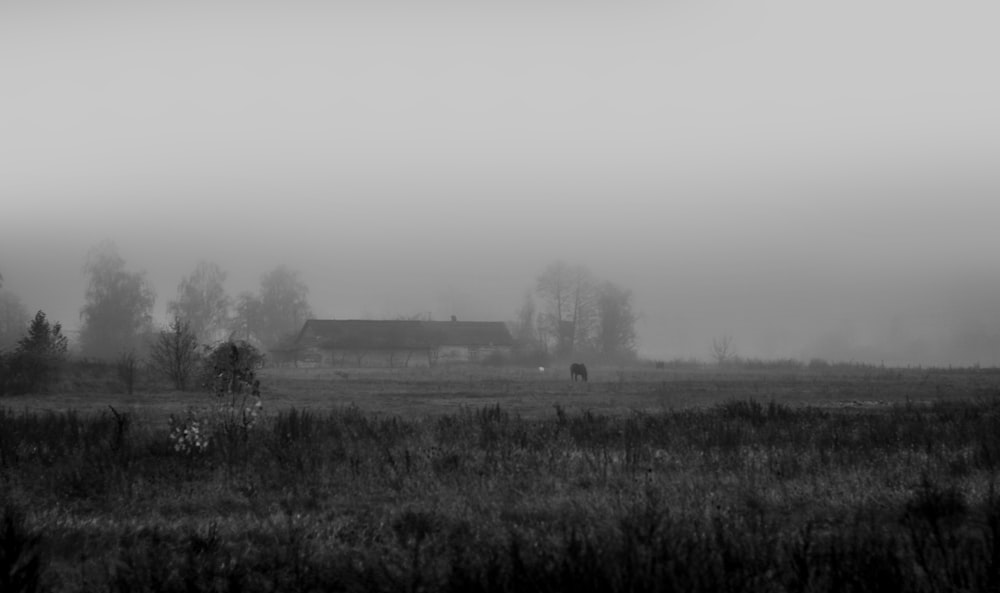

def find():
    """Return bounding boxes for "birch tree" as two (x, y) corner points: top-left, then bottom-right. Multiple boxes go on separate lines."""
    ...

(168, 261), (231, 344)
(79, 242), (155, 360)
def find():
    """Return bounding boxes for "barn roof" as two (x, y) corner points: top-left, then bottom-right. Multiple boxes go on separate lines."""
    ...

(295, 319), (513, 350)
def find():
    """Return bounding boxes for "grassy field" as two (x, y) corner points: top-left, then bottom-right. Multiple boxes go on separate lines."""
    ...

(8, 362), (999, 419)
(2, 363), (1000, 592)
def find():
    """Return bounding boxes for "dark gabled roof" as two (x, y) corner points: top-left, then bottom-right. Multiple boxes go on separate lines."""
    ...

(295, 319), (513, 350)
(428, 321), (514, 347)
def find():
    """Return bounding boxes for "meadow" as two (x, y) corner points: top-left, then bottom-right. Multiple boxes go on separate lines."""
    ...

(2, 362), (1000, 592)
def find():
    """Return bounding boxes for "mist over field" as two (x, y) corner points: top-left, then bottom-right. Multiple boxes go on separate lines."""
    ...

(2, 1), (999, 366)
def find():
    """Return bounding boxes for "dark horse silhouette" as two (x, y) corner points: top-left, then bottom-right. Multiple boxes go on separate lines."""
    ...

(570, 363), (588, 382)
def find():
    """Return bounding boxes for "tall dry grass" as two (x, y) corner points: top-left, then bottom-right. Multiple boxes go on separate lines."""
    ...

(1, 396), (999, 591)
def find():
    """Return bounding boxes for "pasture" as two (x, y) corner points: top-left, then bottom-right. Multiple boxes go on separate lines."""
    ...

(2, 363), (1000, 592)
(10, 362), (995, 420)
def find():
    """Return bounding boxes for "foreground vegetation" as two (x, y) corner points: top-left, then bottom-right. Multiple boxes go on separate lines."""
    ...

(3, 390), (1000, 592)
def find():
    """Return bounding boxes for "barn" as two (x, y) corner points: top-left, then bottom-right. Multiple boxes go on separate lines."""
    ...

(291, 318), (514, 367)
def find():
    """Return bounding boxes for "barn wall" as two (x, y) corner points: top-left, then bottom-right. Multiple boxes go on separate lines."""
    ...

(298, 343), (512, 368)
(321, 348), (433, 368)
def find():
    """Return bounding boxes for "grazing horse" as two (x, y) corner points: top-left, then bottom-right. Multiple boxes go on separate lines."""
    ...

(570, 363), (588, 382)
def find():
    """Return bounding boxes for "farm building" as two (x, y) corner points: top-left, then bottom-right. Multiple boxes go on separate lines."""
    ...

(291, 318), (514, 367)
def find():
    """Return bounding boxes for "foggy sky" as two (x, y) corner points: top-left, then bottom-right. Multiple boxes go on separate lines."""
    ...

(2, 1), (999, 365)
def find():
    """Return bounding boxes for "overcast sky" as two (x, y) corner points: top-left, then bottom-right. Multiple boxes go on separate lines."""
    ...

(2, 1), (999, 365)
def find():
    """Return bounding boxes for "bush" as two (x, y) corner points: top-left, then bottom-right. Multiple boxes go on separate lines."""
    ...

(197, 340), (264, 391)
(187, 340), (265, 468)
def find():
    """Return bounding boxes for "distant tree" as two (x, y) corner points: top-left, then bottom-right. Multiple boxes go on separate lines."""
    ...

(230, 291), (262, 344)
(168, 261), (231, 344)
(6, 311), (69, 393)
(711, 335), (736, 366)
(536, 261), (596, 357)
(149, 317), (201, 391)
(594, 281), (638, 360)
(0, 289), (30, 353)
(536, 262), (571, 355)
(510, 290), (538, 349)
(79, 242), (156, 360)
(254, 265), (312, 350)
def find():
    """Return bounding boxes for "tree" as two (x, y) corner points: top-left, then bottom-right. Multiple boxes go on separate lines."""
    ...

(0, 289), (29, 353)
(711, 335), (736, 365)
(254, 265), (312, 350)
(149, 317), (201, 390)
(536, 261), (596, 357)
(168, 261), (231, 344)
(510, 290), (538, 349)
(594, 281), (638, 360)
(79, 242), (156, 360)
(10, 311), (68, 392)
(230, 291), (262, 344)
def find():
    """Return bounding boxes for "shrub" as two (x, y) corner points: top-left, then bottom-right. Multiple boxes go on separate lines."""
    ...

(195, 341), (264, 467)
(198, 340), (264, 391)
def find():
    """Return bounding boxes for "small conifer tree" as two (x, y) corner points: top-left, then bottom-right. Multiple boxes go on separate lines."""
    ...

(10, 311), (68, 392)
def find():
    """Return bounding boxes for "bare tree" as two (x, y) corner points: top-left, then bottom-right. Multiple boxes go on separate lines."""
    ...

(595, 281), (638, 360)
(536, 261), (596, 357)
(79, 242), (156, 360)
(711, 335), (736, 366)
(149, 317), (200, 390)
(168, 261), (231, 344)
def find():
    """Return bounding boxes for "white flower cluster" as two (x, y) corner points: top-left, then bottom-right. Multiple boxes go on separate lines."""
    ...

(241, 398), (264, 429)
(169, 412), (211, 455)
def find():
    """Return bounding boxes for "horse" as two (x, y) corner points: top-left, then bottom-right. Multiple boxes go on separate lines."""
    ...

(570, 363), (588, 382)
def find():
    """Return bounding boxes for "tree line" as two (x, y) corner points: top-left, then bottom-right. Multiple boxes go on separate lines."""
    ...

(73, 241), (313, 360)
(0, 251), (640, 392)
(0, 242), (312, 394)
(509, 261), (638, 364)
